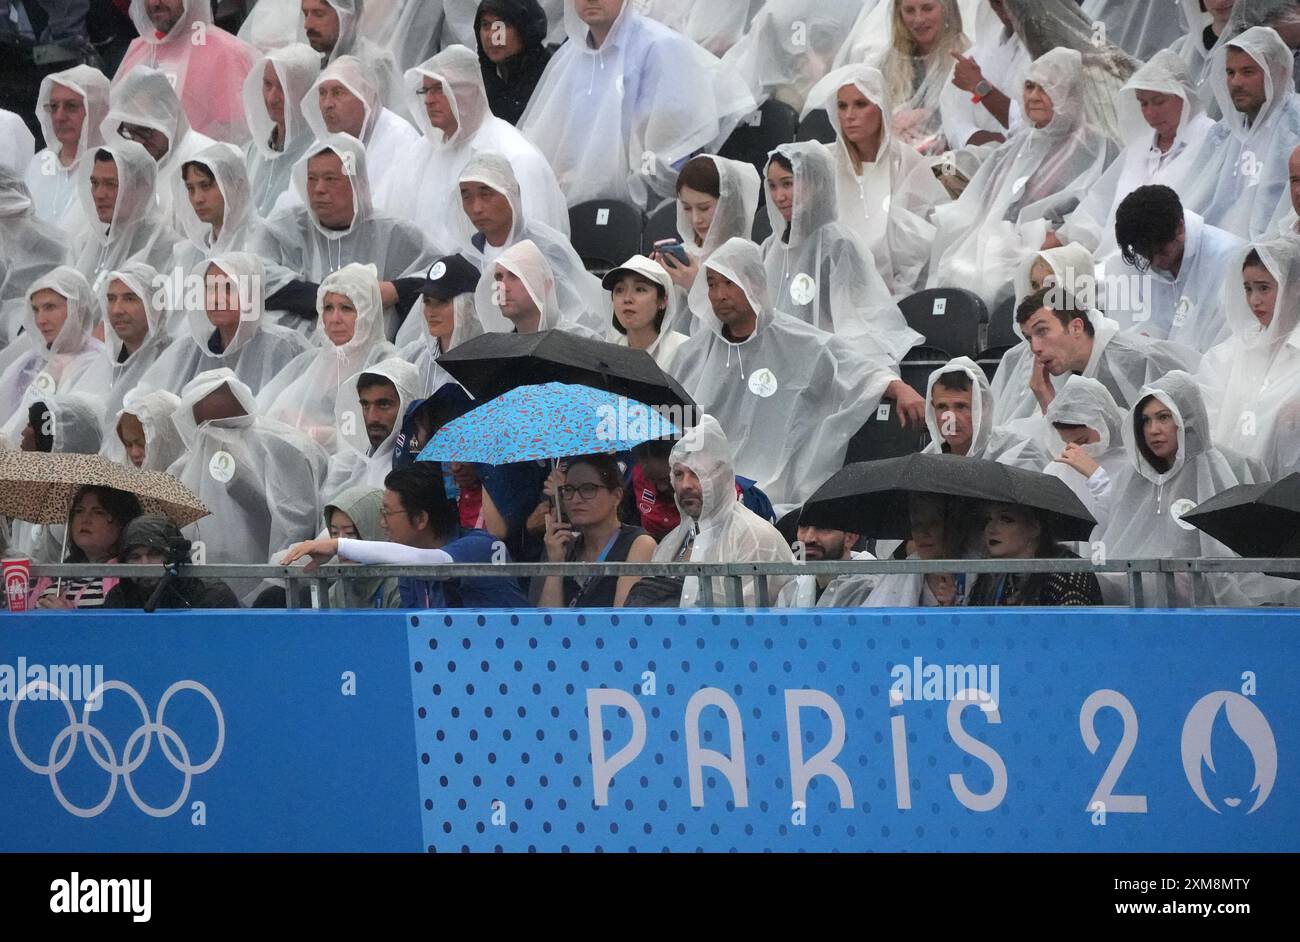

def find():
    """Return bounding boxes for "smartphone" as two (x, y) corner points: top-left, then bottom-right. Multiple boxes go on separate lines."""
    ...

(654, 238), (690, 266)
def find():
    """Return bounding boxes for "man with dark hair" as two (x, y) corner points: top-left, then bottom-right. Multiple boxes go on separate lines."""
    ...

(1111, 184), (1243, 350)
(325, 358), (422, 494)
(923, 357), (1049, 467)
(990, 286), (1199, 439)
(285, 462), (529, 608)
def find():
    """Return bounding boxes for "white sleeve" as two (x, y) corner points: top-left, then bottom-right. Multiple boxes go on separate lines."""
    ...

(337, 538), (454, 565)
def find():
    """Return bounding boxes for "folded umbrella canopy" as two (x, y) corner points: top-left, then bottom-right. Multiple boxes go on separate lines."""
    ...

(0, 452), (209, 527)
(418, 383), (682, 466)
(1183, 475), (1300, 559)
(800, 453), (1096, 541)
(434, 330), (696, 415)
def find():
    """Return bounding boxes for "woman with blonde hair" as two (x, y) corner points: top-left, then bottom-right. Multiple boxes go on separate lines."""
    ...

(872, 0), (972, 154)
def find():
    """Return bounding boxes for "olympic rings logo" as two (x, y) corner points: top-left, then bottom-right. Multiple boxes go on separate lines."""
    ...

(7, 679), (224, 819)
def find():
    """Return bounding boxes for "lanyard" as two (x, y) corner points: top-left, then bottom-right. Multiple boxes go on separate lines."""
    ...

(570, 530), (622, 605)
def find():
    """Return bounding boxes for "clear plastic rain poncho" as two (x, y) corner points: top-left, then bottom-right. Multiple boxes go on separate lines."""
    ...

(0, 268), (109, 441)
(649, 413), (795, 608)
(0, 112), (33, 176)
(803, 66), (950, 295)
(921, 356), (1051, 469)
(375, 44), (568, 248)
(446, 153), (604, 339)
(672, 238), (898, 510)
(243, 44), (322, 218)
(1181, 27), (1300, 240)
(472, 238), (601, 338)
(776, 549), (878, 608)
(1079, 0), (1192, 62)
(117, 0), (257, 144)
(518, 0), (755, 206)
(100, 67), (221, 229)
(605, 255), (690, 369)
(24, 65), (111, 232)
(666, 153), (759, 336)
(1171, 0), (1234, 116)
(358, 0), (439, 72)
(136, 252), (311, 398)
(1112, 209), (1245, 350)
(1199, 238), (1300, 478)
(992, 243), (1202, 435)
(103, 386), (185, 471)
(721, 0), (863, 115)
(1057, 50), (1217, 269)
(322, 356), (423, 495)
(927, 48), (1114, 308)
(168, 367), (329, 600)
(1001, 0), (1140, 143)
(1099, 369), (1298, 606)
(256, 133), (439, 333)
(256, 262), (396, 451)
(302, 55), (422, 209)
(72, 139), (179, 294)
(939, 0), (1031, 147)
(169, 142), (265, 286)
(760, 142), (921, 362)
(1038, 374), (1128, 534)
(637, 0), (753, 57)
(285, 0), (409, 118)
(98, 261), (172, 431)
(398, 292), (483, 397)
(861, 0), (972, 155)
(0, 166), (70, 345)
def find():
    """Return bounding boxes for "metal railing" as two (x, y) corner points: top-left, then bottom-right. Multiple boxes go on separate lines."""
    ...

(24, 558), (1300, 610)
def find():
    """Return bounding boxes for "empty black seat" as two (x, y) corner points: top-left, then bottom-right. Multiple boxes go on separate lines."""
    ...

(844, 398), (929, 464)
(718, 99), (800, 176)
(898, 287), (987, 360)
(795, 108), (837, 145)
(985, 293), (1020, 350)
(568, 199), (645, 274)
(642, 198), (679, 254)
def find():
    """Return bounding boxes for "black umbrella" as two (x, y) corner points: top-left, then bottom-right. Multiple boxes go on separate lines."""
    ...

(1183, 475), (1300, 559)
(799, 453), (1096, 542)
(436, 330), (696, 415)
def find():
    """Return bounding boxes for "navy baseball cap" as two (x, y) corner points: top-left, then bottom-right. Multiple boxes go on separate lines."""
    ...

(420, 254), (480, 301)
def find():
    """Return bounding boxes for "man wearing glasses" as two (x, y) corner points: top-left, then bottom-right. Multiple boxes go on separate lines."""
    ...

(285, 462), (529, 609)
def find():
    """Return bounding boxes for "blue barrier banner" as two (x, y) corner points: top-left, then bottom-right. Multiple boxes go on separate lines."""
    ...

(407, 609), (1298, 853)
(3, 608), (1296, 853)
(0, 612), (422, 852)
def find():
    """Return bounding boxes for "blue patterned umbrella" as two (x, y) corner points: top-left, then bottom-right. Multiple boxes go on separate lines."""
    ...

(417, 382), (682, 465)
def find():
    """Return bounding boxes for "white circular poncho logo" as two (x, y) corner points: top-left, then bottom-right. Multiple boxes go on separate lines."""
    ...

(1170, 497), (1198, 531)
(789, 273), (816, 306)
(32, 371), (56, 396)
(1172, 296), (1192, 328)
(747, 368), (779, 398)
(208, 451), (236, 483)
(1011, 175), (1029, 195)
(429, 261), (446, 280)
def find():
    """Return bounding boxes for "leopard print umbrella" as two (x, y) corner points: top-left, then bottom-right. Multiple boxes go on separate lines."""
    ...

(0, 452), (209, 526)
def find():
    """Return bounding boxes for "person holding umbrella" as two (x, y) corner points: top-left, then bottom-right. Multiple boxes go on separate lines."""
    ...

(28, 485), (143, 609)
(533, 453), (656, 608)
(966, 502), (1104, 606)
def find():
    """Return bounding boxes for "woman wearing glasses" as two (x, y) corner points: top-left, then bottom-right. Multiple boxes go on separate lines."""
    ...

(535, 454), (656, 609)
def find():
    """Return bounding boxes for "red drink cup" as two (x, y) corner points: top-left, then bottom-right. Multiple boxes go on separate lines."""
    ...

(3, 557), (31, 612)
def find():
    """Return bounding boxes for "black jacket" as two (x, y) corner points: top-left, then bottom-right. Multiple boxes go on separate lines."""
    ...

(104, 578), (240, 610)
(475, 0), (553, 125)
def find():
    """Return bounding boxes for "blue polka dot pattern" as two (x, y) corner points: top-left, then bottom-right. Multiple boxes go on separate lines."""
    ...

(407, 609), (1298, 853)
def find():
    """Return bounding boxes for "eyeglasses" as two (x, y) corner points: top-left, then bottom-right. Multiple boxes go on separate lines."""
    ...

(378, 507), (410, 521)
(416, 85), (445, 99)
(558, 484), (606, 502)
(43, 102), (84, 115)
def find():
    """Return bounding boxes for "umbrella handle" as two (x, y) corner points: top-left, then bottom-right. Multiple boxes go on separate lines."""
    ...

(551, 457), (565, 526)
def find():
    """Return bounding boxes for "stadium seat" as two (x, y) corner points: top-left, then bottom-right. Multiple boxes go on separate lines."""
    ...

(976, 346), (1014, 384)
(568, 199), (645, 274)
(900, 348), (951, 395)
(642, 198), (679, 253)
(795, 109), (837, 145)
(844, 398), (930, 464)
(985, 293), (1020, 350)
(898, 287), (986, 360)
(751, 203), (773, 244)
(718, 99), (800, 176)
